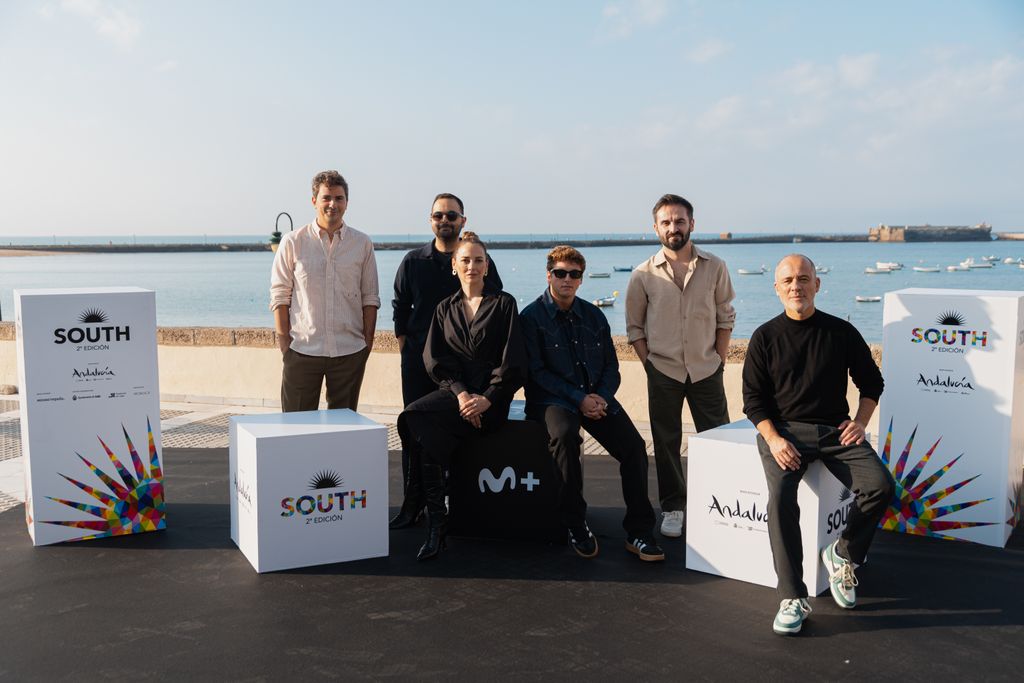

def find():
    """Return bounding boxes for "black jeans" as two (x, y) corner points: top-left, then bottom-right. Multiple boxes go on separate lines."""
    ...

(645, 360), (729, 512)
(537, 405), (656, 538)
(757, 420), (895, 599)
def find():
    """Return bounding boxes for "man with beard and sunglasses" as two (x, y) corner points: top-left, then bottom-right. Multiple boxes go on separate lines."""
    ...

(625, 194), (736, 539)
(389, 193), (503, 529)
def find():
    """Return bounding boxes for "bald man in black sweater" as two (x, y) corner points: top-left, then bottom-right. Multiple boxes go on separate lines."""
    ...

(743, 254), (894, 636)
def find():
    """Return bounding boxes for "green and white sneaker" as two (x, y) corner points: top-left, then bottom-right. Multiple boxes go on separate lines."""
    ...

(821, 540), (858, 609)
(773, 598), (811, 635)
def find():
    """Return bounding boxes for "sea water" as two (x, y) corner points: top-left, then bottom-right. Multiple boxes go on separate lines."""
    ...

(2, 240), (1023, 343)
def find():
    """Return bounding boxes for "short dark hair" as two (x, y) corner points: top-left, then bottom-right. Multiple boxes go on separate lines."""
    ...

(432, 192), (464, 213)
(546, 245), (586, 272)
(652, 194), (694, 220)
(312, 170), (348, 199)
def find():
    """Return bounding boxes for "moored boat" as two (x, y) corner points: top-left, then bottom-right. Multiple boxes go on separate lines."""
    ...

(855, 295), (882, 302)
(590, 272), (611, 278)
(864, 267), (892, 274)
(912, 266), (940, 273)
(593, 290), (619, 307)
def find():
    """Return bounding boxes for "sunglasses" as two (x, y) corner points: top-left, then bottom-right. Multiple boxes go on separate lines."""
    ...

(431, 211), (463, 222)
(550, 268), (584, 280)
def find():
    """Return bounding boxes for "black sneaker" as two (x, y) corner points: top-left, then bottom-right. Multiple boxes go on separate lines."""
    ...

(568, 523), (599, 558)
(625, 536), (665, 562)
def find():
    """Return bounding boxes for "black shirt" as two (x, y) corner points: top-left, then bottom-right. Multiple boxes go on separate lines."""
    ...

(392, 241), (503, 348)
(425, 287), (526, 407)
(742, 310), (883, 427)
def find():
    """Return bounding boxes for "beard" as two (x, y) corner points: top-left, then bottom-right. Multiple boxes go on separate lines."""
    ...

(435, 224), (458, 241)
(660, 231), (689, 251)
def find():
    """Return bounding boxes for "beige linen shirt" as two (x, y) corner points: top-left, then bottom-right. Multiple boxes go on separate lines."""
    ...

(270, 221), (381, 357)
(625, 245), (736, 384)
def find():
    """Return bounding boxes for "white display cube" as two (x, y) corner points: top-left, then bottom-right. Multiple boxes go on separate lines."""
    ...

(880, 288), (1024, 547)
(685, 421), (852, 595)
(229, 410), (388, 573)
(15, 287), (163, 546)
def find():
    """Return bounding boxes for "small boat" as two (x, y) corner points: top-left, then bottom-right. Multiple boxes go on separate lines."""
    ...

(1020, 262), (1024, 269)
(737, 265), (766, 275)
(947, 264), (968, 271)
(961, 258), (993, 269)
(982, 255), (998, 262)
(612, 266), (633, 272)
(816, 266), (830, 274)
(912, 266), (940, 273)
(593, 290), (619, 307)
(589, 272), (611, 278)
(1002, 257), (1018, 264)
(855, 296), (882, 303)
(864, 267), (892, 274)
(875, 261), (903, 270)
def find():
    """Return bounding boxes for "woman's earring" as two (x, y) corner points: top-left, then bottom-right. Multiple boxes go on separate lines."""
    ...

(452, 268), (457, 276)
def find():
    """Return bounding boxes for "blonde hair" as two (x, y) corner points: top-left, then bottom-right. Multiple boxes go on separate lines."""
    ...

(455, 230), (487, 256)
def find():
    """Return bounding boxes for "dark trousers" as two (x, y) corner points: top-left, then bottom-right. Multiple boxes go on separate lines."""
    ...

(400, 341), (436, 407)
(280, 346), (370, 412)
(537, 405), (656, 538)
(645, 360), (729, 512)
(757, 421), (895, 599)
(398, 390), (510, 469)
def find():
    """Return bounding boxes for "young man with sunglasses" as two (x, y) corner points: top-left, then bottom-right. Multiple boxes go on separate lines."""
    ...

(625, 194), (736, 539)
(520, 246), (664, 562)
(389, 193), (502, 529)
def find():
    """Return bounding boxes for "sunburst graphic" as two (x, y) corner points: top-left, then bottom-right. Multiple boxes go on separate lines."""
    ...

(838, 487), (853, 503)
(935, 310), (965, 326)
(78, 308), (108, 323)
(308, 469), (344, 490)
(1008, 481), (1023, 528)
(879, 418), (997, 540)
(43, 418), (165, 540)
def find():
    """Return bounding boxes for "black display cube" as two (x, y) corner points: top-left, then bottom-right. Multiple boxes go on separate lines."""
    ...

(447, 415), (564, 543)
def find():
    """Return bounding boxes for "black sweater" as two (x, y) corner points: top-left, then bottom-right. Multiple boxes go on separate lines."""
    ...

(742, 310), (883, 428)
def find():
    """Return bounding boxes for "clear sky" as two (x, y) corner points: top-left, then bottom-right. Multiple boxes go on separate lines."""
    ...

(1, 0), (1022, 237)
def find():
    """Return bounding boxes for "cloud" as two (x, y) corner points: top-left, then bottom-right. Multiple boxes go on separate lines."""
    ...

(60, 0), (141, 49)
(37, 4), (56, 20)
(696, 96), (742, 132)
(778, 61), (834, 98)
(838, 53), (880, 88)
(598, 0), (668, 40)
(155, 59), (178, 73)
(687, 39), (732, 64)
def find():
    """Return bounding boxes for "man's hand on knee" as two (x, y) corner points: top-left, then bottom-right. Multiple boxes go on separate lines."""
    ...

(838, 419), (866, 446)
(768, 435), (802, 471)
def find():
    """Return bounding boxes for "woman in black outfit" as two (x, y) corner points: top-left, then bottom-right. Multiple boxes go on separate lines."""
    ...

(397, 232), (526, 560)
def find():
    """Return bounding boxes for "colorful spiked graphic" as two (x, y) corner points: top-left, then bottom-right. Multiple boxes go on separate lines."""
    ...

(1008, 482), (1023, 529)
(44, 418), (165, 540)
(879, 418), (997, 540)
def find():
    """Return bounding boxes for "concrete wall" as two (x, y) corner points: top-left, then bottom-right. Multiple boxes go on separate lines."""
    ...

(0, 322), (881, 432)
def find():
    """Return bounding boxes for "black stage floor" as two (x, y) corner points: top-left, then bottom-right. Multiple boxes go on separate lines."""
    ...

(1, 448), (1022, 680)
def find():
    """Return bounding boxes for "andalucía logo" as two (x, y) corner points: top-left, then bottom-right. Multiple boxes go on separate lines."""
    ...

(706, 495), (768, 524)
(910, 310), (989, 354)
(54, 307), (131, 349)
(280, 469), (366, 525)
(915, 371), (975, 394)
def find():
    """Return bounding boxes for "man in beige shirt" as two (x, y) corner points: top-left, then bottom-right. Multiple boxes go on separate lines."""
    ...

(270, 170), (381, 412)
(625, 193), (735, 538)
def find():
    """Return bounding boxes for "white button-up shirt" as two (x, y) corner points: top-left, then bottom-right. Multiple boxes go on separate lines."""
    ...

(270, 221), (381, 357)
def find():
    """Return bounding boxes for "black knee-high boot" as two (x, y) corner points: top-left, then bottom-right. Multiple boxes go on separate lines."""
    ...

(417, 464), (447, 561)
(389, 445), (424, 529)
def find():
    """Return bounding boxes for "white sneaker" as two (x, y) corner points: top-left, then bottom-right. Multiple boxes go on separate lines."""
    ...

(821, 540), (858, 609)
(773, 598), (812, 635)
(660, 510), (684, 537)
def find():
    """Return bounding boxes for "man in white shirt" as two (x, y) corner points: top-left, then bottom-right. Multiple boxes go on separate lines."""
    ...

(270, 170), (381, 411)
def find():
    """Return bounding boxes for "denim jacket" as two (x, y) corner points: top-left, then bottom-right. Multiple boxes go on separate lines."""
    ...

(520, 289), (623, 417)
